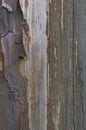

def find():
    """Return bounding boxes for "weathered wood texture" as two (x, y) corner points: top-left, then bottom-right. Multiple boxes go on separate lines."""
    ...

(47, 0), (84, 130)
(0, 0), (86, 130)
(15, 0), (86, 130)
(19, 0), (47, 130)
(48, 0), (74, 129)
(74, 0), (86, 129)
(0, 1), (29, 130)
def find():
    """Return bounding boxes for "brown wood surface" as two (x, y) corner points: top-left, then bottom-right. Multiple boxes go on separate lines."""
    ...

(0, 0), (86, 130)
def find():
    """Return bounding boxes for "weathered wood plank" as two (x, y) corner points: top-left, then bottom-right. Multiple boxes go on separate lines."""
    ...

(48, 0), (74, 130)
(19, 0), (48, 130)
(60, 1), (74, 130)
(47, 0), (62, 130)
(74, 0), (86, 129)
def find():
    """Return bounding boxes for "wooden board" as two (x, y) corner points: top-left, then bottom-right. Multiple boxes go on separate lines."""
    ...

(0, 0), (85, 130)
(19, 0), (86, 129)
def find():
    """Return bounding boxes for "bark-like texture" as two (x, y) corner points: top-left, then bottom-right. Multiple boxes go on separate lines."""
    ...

(0, 1), (29, 130)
